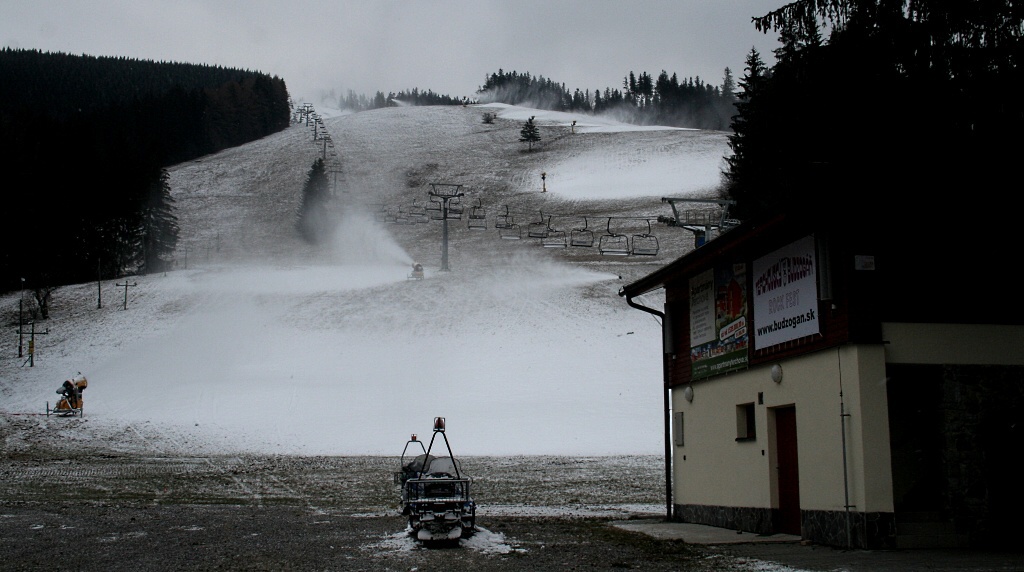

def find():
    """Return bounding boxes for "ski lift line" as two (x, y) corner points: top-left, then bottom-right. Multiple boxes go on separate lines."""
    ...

(499, 206), (662, 222)
(478, 203), (664, 223)
(375, 198), (662, 225)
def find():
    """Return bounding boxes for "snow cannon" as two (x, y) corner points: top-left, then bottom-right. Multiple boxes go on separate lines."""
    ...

(47, 372), (88, 417)
(408, 262), (424, 280)
(397, 417), (476, 544)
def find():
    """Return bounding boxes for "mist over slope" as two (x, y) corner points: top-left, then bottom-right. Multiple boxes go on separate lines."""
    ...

(1, 104), (731, 457)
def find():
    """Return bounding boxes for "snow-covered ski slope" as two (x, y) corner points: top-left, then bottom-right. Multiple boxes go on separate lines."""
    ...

(0, 103), (731, 456)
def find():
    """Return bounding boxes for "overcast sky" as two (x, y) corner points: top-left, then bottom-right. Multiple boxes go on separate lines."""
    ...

(2, 0), (782, 104)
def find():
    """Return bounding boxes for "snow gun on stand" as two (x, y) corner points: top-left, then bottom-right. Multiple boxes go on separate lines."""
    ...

(396, 417), (476, 543)
(47, 372), (88, 417)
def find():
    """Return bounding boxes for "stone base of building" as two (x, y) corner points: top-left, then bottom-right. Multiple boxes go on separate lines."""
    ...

(675, 504), (897, 549)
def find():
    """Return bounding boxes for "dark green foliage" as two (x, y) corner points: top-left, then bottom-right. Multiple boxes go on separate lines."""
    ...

(342, 88), (469, 111)
(723, 0), (1023, 325)
(723, 1), (1023, 225)
(478, 69), (737, 130)
(0, 49), (290, 163)
(141, 169), (180, 273)
(0, 49), (290, 293)
(519, 116), (541, 151)
(723, 48), (772, 219)
(479, 70), (572, 111)
(297, 158), (333, 244)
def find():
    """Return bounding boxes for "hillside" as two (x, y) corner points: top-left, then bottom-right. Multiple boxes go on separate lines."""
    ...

(1, 103), (732, 457)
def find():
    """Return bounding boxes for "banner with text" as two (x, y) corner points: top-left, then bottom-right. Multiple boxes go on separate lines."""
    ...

(752, 235), (819, 349)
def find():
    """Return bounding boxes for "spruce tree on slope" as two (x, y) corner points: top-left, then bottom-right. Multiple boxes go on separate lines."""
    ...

(519, 116), (541, 151)
(140, 168), (180, 273)
(297, 158), (332, 244)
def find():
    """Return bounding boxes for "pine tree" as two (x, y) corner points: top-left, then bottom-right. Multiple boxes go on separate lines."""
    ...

(720, 68), (736, 100)
(728, 0), (1022, 227)
(723, 48), (770, 220)
(140, 168), (180, 272)
(297, 158), (333, 244)
(519, 116), (541, 151)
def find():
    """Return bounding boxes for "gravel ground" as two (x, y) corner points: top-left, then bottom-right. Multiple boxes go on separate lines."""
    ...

(6, 416), (1023, 572)
(0, 414), (751, 572)
(2, 507), (735, 572)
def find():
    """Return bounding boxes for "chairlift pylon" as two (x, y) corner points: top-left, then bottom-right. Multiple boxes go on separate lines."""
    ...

(598, 218), (630, 256)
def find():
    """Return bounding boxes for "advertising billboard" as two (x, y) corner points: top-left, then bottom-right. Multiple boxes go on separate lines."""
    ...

(690, 263), (749, 380)
(752, 235), (820, 349)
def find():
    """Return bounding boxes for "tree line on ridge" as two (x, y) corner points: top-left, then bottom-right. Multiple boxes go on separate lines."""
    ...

(1, 48), (291, 301)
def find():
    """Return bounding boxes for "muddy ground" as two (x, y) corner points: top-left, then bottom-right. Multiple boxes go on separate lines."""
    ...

(0, 414), (756, 571)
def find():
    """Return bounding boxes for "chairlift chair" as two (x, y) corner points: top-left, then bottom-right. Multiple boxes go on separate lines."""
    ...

(468, 199), (487, 230)
(631, 220), (660, 256)
(499, 222), (522, 240)
(528, 213), (550, 239)
(570, 217), (595, 247)
(542, 222), (567, 248)
(394, 205), (412, 225)
(427, 197), (444, 220)
(598, 218), (630, 256)
(446, 197), (464, 220)
(495, 205), (514, 229)
(409, 201), (429, 224)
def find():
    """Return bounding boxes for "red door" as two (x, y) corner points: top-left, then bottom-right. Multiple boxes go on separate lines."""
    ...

(775, 406), (801, 535)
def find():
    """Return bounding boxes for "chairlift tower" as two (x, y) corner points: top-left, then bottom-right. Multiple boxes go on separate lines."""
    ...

(428, 183), (465, 271)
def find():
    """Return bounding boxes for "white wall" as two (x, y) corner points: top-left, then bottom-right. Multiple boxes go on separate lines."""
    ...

(672, 344), (894, 513)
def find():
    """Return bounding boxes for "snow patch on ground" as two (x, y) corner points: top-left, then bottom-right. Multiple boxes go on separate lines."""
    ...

(480, 503), (662, 518)
(1, 103), (720, 458)
(477, 102), (687, 133)
(366, 526), (524, 555)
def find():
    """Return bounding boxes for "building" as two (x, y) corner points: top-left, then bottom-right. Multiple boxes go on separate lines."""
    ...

(620, 209), (1024, 549)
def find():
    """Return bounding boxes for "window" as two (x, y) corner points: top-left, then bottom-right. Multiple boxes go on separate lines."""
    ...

(674, 411), (684, 447)
(736, 402), (756, 441)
